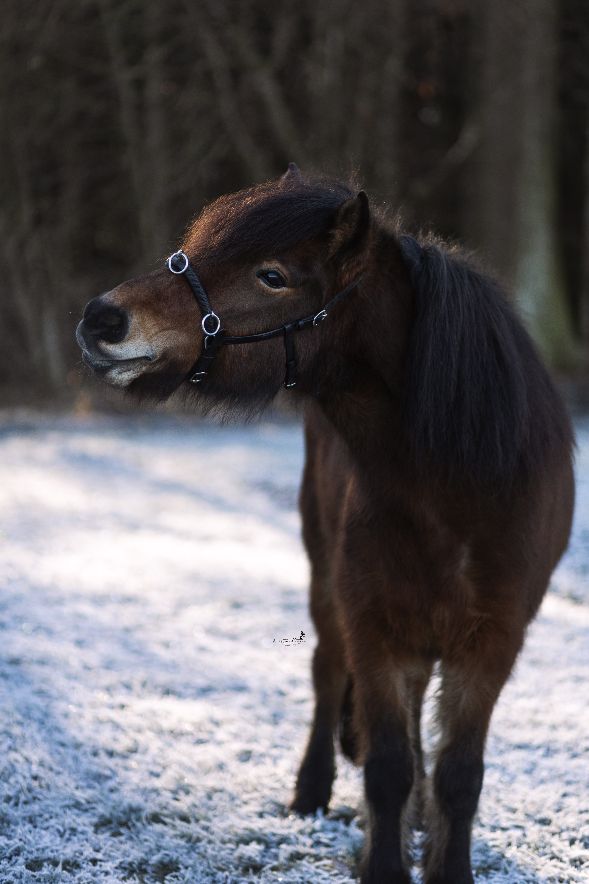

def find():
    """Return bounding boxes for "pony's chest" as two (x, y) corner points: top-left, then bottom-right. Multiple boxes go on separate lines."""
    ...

(335, 502), (486, 656)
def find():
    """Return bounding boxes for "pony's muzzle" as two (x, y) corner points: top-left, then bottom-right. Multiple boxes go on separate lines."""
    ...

(80, 297), (129, 345)
(76, 295), (156, 383)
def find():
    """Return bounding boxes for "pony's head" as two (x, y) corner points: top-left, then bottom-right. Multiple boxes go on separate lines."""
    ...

(76, 166), (371, 405)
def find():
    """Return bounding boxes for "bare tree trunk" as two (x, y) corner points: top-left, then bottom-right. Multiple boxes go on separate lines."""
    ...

(469, 2), (523, 280)
(143, 2), (169, 259)
(472, 0), (575, 365)
(513, 0), (575, 364)
(357, 0), (407, 201)
(182, 1), (271, 181)
(583, 117), (589, 347)
(98, 0), (152, 259)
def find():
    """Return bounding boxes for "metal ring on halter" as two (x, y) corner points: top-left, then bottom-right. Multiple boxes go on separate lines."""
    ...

(167, 250), (189, 274)
(202, 312), (221, 336)
(313, 309), (328, 326)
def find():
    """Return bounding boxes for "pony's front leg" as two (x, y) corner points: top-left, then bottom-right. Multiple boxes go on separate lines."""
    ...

(353, 654), (414, 884)
(291, 573), (347, 814)
(424, 648), (520, 884)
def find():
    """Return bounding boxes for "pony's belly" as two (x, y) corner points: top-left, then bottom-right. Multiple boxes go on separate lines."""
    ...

(335, 556), (521, 665)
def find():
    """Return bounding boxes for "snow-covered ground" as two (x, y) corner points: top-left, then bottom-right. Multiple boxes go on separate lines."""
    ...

(0, 410), (587, 884)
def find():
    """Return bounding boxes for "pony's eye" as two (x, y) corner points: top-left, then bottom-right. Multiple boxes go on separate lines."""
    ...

(257, 269), (287, 289)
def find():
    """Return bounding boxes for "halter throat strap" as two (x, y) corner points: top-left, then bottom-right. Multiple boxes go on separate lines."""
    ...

(166, 250), (362, 388)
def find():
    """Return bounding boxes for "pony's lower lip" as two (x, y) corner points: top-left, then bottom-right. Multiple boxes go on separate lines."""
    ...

(81, 351), (152, 371)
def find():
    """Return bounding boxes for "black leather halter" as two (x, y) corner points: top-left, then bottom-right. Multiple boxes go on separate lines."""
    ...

(166, 250), (362, 388)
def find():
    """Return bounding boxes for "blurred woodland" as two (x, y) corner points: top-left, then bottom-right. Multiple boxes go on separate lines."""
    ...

(1, 0), (588, 399)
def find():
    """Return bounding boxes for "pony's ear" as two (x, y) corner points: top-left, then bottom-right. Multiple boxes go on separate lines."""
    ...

(281, 162), (302, 183)
(328, 191), (370, 261)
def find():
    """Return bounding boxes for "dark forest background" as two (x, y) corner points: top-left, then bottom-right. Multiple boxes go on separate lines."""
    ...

(1, 0), (588, 401)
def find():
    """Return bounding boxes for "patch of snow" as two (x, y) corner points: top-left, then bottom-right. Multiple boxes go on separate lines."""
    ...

(0, 411), (587, 882)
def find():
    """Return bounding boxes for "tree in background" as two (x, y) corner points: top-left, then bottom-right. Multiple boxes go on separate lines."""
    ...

(1, 0), (587, 396)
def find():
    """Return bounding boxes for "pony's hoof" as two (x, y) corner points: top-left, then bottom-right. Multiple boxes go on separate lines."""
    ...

(425, 873), (474, 884)
(290, 790), (330, 816)
(291, 757), (334, 815)
(360, 867), (410, 884)
(290, 796), (327, 816)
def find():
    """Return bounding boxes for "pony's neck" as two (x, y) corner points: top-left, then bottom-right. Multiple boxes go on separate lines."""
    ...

(357, 228), (414, 400)
(313, 225), (573, 493)
(311, 228), (414, 474)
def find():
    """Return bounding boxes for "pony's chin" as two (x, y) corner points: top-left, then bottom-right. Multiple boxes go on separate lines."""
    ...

(81, 351), (154, 388)
(102, 364), (148, 388)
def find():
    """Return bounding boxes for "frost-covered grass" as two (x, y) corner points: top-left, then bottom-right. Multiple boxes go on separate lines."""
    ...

(0, 411), (587, 883)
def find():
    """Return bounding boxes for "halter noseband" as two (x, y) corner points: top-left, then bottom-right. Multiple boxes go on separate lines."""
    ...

(166, 250), (362, 388)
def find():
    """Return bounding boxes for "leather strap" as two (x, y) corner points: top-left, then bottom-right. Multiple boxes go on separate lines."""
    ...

(187, 333), (223, 385)
(184, 265), (214, 316)
(283, 324), (298, 389)
(167, 251), (362, 388)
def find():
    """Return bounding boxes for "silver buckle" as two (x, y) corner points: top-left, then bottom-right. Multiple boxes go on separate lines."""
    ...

(167, 250), (189, 274)
(313, 309), (327, 326)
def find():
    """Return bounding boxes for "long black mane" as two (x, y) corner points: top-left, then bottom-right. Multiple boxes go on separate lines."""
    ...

(398, 234), (574, 485)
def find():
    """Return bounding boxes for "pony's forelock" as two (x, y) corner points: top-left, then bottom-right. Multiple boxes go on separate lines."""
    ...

(183, 174), (356, 263)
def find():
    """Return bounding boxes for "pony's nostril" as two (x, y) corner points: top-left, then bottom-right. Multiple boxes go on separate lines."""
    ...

(83, 300), (128, 344)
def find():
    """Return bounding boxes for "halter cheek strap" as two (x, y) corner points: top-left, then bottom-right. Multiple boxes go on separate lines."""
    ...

(166, 250), (362, 388)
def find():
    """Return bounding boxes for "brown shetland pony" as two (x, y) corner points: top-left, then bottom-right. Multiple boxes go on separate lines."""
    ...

(76, 166), (574, 884)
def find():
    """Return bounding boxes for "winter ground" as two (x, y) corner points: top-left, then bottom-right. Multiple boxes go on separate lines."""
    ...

(0, 410), (587, 884)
